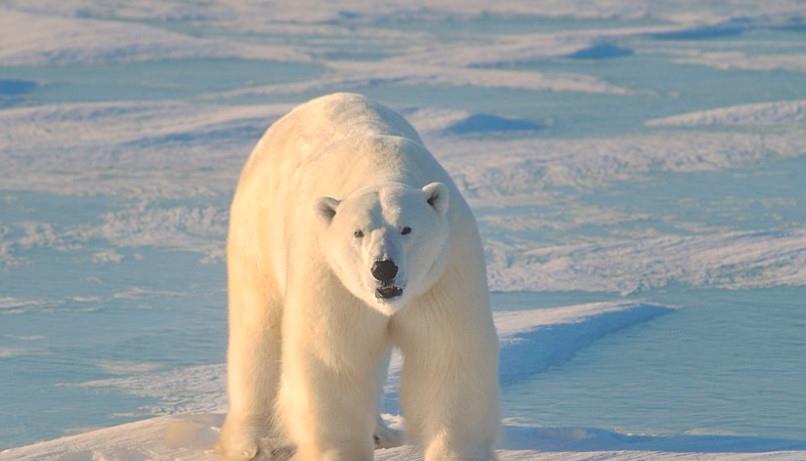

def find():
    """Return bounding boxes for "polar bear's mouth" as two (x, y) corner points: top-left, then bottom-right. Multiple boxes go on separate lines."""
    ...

(375, 285), (403, 299)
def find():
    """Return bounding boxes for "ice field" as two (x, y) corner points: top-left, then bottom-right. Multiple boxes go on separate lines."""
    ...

(1, 0), (805, 458)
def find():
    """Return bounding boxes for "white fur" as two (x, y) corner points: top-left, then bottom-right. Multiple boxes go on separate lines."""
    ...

(217, 93), (500, 461)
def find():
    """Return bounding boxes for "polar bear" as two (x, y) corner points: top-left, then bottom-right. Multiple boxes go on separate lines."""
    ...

(216, 93), (500, 461)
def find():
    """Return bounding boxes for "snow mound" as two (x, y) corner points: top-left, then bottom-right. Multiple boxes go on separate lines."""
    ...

(444, 114), (544, 135)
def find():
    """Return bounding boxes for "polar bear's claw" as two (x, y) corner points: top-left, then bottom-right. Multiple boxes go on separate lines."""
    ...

(214, 423), (261, 460)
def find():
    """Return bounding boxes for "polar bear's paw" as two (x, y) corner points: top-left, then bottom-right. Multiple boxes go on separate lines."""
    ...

(216, 425), (297, 461)
(215, 439), (258, 460)
(215, 420), (263, 460)
(373, 417), (405, 449)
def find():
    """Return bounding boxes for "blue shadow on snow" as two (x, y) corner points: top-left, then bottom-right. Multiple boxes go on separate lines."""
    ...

(444, 113), (543, 135)
(566, 42), (633, 60)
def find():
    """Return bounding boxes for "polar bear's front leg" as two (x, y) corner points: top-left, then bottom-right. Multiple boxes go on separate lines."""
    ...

(393, 282), (501, 461)
(278, 292), (389, 461)
(217, 255), (284, 460)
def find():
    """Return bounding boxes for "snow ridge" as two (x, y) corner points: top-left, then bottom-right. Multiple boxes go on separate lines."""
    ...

(647, 100), (806, 127)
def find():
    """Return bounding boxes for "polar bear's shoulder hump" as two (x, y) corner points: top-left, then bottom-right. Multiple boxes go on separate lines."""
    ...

(282, 92), (422, 142)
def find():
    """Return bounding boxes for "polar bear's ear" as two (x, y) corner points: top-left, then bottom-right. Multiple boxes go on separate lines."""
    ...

(316, 196), (340, 224)
(422, 182), (449, 216)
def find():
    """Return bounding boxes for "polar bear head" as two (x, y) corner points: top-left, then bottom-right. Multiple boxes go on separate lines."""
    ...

(316, 182), (450, 315)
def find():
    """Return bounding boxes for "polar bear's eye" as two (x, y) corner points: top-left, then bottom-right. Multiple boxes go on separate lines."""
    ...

(354, 229), (364, 238)
(401, 226), (412, 235)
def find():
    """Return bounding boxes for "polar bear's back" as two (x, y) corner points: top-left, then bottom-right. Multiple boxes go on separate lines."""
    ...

(284, 92), (422, 143)
(241, 93), (422, 178)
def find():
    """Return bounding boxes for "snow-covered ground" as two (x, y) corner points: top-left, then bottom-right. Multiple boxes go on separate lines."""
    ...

(5, 302), (806, 460)
(7, 413), (806, 461)
(1, 0), (805, 458)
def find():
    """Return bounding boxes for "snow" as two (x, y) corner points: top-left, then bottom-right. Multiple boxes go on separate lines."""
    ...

(672, 50), (806, 73)
(3, 0), (805, 26)
(5, 301), (806, 460)
(486, 229), (806, 294)
(433, 130), (806, 199)
(214, 60), (635, 97)
(4, 413), (806, 461)
(0, 9), (310, 66)
(443, 114), (544, 134)
(647, 100), (806, 127)
(2, 0), (805, 454)
(0, 296), (61, 315)
(0, 101), (290, 198)
(4, 98), (802, 287)
(69, 302), (671, 415)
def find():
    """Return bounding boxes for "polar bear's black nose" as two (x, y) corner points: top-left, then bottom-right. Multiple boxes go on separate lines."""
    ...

(371, 259), (398, 282)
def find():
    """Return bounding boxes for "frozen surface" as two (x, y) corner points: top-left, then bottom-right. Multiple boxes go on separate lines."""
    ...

(1, 0), (805, 456)
(6, 302), (806, 460)
(5, 413), (806, 461)
(646, 100), (806, 127)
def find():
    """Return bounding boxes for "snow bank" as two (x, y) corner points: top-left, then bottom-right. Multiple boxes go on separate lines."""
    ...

(494, 302), (671, 384)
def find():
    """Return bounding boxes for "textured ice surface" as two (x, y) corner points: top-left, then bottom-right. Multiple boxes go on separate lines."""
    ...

(2, 0), (806, 454)
(4, 413), (805, 461)
(671, 50), (806, 73)
(13, 302), (806, 459)
(0, 9), (310, 66)
(647, 100), (806, 127)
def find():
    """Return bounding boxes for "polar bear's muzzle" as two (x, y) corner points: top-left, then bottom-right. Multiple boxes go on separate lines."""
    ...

(372, 259), (403, 299)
